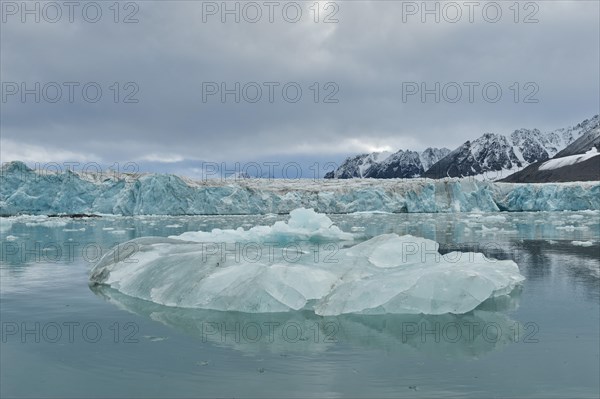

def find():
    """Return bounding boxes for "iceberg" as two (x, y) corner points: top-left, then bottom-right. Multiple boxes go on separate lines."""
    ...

(89, 209), (525, 315)
(2, 161), (598, 215)
(173, 207), (353, 244)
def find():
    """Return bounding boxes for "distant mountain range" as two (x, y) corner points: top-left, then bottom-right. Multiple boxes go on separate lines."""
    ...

(324, 147), (450, 179)
(326, 115), (599, 181)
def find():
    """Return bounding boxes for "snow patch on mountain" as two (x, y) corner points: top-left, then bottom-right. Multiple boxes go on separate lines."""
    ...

(538, 148), (600, 171)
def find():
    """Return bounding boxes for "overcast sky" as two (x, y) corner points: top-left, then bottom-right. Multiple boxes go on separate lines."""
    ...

(1, 0), (599, 177)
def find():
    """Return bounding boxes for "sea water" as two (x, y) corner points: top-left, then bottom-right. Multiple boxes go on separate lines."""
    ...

(1, 211), (598, 398)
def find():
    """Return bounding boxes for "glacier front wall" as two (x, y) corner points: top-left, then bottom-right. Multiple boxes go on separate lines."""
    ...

(1, 162), (599, 215)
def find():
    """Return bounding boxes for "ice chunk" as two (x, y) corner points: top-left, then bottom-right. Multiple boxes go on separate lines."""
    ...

(90, 211), (524, 316)
(314, 235), (524, 315)
(172, 208), (353, 244)
(571, 240), (594, 247)
(25, 219), (69, 227)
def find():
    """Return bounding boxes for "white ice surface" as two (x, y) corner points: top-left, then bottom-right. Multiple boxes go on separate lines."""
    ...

(173, 208), (353, 244)
(90, 210), (525, 315)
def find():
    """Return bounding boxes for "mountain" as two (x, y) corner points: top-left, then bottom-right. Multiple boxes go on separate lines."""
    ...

(323, 151), (392, 179)
(423, 133), (522, 179)
(420, 147), (452, 171)
(554, 124), (600, 158)
(326, 115), (598, 180)
(501, 123), (600, 183)
(424, 115), (599, 179)
(325, 147), (450, 179)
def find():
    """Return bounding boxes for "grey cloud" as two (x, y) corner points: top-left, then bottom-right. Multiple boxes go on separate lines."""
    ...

(1, 1), (598, 171)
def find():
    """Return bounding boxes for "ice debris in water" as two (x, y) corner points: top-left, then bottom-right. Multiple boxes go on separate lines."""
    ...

(571, 240), (594, 247)
(90, 208), (525, 316)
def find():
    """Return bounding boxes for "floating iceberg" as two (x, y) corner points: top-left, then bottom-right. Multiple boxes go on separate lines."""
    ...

(2, 161), (599, 215)
(173, 208), (353, 244)
(89, 209), (525, 315)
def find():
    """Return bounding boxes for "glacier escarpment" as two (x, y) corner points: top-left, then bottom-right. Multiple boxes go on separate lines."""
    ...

(89, 209), (525, 315)
(1, 161), (599, 215)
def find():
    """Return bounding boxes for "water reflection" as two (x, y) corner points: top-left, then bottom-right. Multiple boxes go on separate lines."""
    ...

(92, 285), (523, 359)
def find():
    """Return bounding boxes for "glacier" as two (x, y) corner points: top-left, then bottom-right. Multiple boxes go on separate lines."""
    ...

(1, 161), (599, 215)
(89, 208), (525, 315)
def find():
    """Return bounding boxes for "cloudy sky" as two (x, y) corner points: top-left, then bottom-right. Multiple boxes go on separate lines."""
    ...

(1, 0), (599, 177)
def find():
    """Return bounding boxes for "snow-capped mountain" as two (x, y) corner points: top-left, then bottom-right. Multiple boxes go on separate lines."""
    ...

(501, 122), (600, 183)
(327, 115), (598, 180)
(424, 115), (599, 179)
(420, 147), (452, 171)
(554, 123), (600, 158)
(423, 133), (521, 179)
(325, 147), (450, 179)
(323, 151), (392, 179)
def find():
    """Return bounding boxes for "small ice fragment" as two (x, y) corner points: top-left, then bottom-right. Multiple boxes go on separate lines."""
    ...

(571, 240), (594, 247)
(143, 335), (168, 342)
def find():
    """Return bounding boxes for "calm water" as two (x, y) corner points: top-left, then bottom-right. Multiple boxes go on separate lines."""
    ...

(1, 212), (599, 398)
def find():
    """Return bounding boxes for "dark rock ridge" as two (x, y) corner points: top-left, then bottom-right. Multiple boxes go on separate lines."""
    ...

(499, 157), (599, 183)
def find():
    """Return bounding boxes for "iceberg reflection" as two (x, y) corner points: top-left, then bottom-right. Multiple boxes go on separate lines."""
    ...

(91, 285), (524, 358)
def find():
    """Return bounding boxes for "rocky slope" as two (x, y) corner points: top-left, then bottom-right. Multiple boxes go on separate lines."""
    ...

(501, 125), (600, 183)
